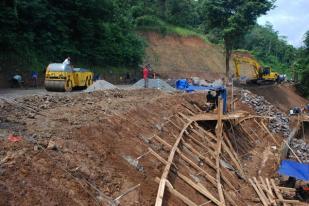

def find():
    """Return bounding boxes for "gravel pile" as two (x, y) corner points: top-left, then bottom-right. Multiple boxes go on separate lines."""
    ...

(84, 80), (117, 92)
(132, 79), (176, 92)
(240, 89), (290, 137)
(290, 139), (309, 163)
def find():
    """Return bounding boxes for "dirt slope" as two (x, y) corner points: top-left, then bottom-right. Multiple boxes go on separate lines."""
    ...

(0, 90), (281, 206)
(246, 84), (308, 112)
(143, 32), (225, 80)
(142, 32), (258, 80)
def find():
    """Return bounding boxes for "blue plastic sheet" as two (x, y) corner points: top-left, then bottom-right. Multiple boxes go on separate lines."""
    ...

(278, 160), (309, 181)
(175, 79), (227, 112)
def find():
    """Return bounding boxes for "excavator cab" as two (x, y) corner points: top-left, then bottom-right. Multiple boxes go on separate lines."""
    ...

(233, 55), (281, 85)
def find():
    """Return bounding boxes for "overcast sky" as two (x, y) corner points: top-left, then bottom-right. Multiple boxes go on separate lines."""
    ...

(257, 0), (309, 48)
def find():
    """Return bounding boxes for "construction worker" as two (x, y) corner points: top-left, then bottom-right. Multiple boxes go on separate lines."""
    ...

(304, 104), (309, 113)
(63, 57), (71, 66)
(31, 71), (38, 88)
(11, 74), (23, 88)
(206, 91), (216, 110)
(143, 64), (149, 88)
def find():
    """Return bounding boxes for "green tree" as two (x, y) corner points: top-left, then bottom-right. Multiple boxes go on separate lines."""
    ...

(199, 0), (275, 76)
(296, 31), (309, 96)
(165, 0), (199, 27)
(238, 23), (296, 75)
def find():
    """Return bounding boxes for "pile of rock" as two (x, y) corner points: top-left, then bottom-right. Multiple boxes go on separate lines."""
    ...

(240, 90), (290, 137)
(132, 79), (176, 92)
(84, 80), (117, 92)
(290, 138), (309, 163)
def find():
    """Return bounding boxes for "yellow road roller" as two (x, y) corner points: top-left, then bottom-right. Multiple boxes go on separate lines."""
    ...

(45, 63), (93, 92)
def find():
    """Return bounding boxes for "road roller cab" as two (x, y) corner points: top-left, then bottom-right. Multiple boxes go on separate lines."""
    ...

(45, 63), (93, 92)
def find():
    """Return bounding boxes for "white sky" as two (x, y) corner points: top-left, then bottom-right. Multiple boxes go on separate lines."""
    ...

(258, 0), (309, 48)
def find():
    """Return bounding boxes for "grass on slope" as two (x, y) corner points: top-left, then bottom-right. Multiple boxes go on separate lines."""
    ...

(136, 15), (209, 42)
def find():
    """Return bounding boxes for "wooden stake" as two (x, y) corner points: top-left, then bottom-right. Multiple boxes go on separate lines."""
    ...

(154, 177), (198, 206)
(271, 179), (288, 206)
(249, 178), (268, 206)
(260, 122), (280, 146)
(155, 120), (193, 206)
(215, 98), (225, 205)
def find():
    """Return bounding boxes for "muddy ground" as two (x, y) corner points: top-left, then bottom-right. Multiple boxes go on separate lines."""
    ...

(0, 88), (306, 206)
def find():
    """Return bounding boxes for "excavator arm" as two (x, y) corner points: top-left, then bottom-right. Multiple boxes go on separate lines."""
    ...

(233, 55), (261, 79)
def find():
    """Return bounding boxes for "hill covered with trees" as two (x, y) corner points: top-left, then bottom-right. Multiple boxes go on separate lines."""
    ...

(0, 0), (300, 78)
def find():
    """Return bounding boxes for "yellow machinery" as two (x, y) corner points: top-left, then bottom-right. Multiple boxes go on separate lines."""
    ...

(233, 55), (280, 84)
(45, 63), (93, 92)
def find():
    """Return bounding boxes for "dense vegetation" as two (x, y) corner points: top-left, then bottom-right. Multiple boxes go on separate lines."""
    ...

(238, 23), (297, 76)
(0, 0), (299, 80)
(295, 31), (309, 96)
(0, 0), (145, 72)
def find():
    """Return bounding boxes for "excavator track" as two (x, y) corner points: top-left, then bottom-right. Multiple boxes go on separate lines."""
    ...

(45, 80), (70, 92)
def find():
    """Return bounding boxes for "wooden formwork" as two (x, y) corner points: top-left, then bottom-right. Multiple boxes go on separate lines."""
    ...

(149, 99), (280, 206)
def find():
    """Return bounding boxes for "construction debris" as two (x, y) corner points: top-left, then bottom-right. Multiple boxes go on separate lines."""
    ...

(249, 177), (300, 206)
(290, 139), (309, 163)
(240, 89), (290, 137)
(0, 86), (306, 205)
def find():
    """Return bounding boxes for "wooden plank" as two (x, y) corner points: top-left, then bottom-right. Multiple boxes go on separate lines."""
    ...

(278, 187), (296, 192)
(177, 173), (222, 206)
(253, 177), (270, 205)
(179, 151), (217, 186)
(168, 119), (182, 131)
(271, 179), (288, 206)
(150, 149), (221, 206)
(186, 134), (217, 159)
(239, 123), (255, 144)
(258, 177), (276, 205)
(155, 120), (193, 206)
(222, 141), (244, 177)
(190, 112), (249, 122)
(183, 141), (216, 169)
(277, 199), (300, 204)
(282, 140), (302, 163)
(193, 104), (203, 112)
(152, 136), (217, 186)
(181, 103), (198, 115)
(154, 177), (198, 206)
(215, 99), (225, 205)
(265, 178), (273, 196)
(249, 178), (268, 206)
(260, 122), (280, 146)
(191, 128), (217, 150)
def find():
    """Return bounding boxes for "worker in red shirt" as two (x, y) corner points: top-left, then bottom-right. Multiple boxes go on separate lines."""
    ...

(143, 64), (149, 88)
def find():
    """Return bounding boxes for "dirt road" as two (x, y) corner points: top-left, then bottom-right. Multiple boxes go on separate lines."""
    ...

(0, 88), (49, 99)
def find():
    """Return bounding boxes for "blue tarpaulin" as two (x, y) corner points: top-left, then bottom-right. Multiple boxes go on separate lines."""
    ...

(175, 79), (227, 113)
(278, 160), (309, 181)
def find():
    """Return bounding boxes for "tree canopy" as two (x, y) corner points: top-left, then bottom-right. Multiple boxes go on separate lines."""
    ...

(295, 31), (309, 96)
(198, 0), (275, 76)
(0, 0), (145, 72)
(238, 23), (296, 75)
(0, 0), (297, 81)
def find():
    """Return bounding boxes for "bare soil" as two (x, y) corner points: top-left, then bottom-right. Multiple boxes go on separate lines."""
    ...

(246, 84), (308, 112)
(0, 87), (306, 206)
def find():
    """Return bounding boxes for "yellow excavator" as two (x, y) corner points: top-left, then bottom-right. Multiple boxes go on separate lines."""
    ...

(45, 63), (93, 92)
(233, 55), (282, 84)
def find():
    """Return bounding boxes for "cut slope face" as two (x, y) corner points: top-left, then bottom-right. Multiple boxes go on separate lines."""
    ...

(246, 84), (308, 112)
(143, 32), (225, 80)
(142, 33), (273, 80)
